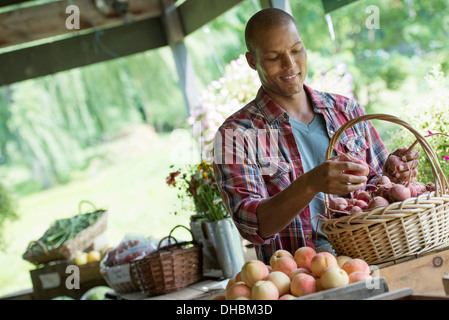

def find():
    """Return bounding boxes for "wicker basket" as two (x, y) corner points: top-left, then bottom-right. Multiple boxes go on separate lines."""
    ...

(100, 259), (140, 293)
(23, 201), (108, 265)
(321, 113), (449, 265)
(133, 225), (203, 297)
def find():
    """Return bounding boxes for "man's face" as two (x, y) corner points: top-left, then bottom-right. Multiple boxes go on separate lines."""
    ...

(246, 21), (307, 100)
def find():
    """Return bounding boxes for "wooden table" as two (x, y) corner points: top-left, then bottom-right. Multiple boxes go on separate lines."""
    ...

(107, 279), (227, 300)
(377, 243), (449, 296)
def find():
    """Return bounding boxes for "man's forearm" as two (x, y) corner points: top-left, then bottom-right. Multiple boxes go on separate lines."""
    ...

(256, 172), (317, 239)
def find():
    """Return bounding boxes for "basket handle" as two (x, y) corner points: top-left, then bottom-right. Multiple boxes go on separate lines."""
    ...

(325, 113), (448, 197)
(157, 225), (194, 249)
(78, 200), (97, 214)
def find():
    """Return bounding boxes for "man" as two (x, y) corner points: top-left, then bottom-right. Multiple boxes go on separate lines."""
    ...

(213, 8), (418, 264)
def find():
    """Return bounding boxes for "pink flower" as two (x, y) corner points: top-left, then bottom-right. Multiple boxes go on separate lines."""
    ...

(428, 130), (433, 135)
(443, 155), (449, 162)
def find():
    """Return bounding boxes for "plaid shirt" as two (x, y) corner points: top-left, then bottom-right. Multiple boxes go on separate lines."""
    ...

(213, 85), (389, 264)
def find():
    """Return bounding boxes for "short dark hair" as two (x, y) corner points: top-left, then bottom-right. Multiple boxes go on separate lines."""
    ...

(245, 8), (298, 54)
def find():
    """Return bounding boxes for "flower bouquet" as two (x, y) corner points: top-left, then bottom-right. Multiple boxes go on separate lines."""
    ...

(166, 161), (230, 222)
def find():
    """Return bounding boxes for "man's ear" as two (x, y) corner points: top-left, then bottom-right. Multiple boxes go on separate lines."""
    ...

(245, 52), (257, 70)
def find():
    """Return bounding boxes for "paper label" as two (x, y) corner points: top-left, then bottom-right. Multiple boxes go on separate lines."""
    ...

(106, 264), (131, 284)
(39, 272), (61, 289)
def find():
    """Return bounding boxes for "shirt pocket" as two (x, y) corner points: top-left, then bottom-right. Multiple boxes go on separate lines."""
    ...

(260, 159), (292, 188)
(339, 133), (369, 161)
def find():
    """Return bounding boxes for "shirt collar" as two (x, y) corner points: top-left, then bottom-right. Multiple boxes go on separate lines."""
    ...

(255, 84), (334, 124)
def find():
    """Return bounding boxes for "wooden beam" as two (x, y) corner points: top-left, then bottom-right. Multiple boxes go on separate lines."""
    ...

(321, 0), (360, 13)
(0, 16), (167, 86)
(160, 0), (185, 45)
(259, 0), (292, 14)
(0, 0), (246, 86)
(160, 0), (199, 115)
(170, 41), (199, 116)
(0, 0), (162, 49)
(178, 0), (244, 36)
(0, 0), (33, 8)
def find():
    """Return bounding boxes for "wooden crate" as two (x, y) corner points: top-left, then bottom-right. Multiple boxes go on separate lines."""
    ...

(377, 243), (449, 296)
(30, 260), (107, 300)
(367, 287), (449, 300)
(295, 277), (389, 300)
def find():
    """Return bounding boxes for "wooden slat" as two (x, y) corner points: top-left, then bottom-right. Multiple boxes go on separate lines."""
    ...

(0, 0), (33, 8)
(259, 0), (292, 13)
(0, 0), (162, 49)
(178, 0), (244, 36)
(378, 246), (449, 296)
(365, 287), (414, 300)
(321, 0), (360, 13)
(0, 16), (167, 86)
(443, 275), (449, 295)
(296, 277), (389, 300)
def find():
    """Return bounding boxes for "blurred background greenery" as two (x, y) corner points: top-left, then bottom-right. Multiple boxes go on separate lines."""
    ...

(0, 0), (448, 296)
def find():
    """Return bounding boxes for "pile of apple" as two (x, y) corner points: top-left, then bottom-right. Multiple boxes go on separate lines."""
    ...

(214, 247), (372, 300)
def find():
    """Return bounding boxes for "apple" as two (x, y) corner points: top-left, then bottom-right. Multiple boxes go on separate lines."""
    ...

(342, 258), (370, 276)
(320, 266), (349, 290)
(272, 256), (297, 276)
(290, 273), (316, 297)
(310, 252), (338, 277)
(289, 268), (313, 280)
(266, 271), (291, 296)
(226, 281), (251, 300)
(270, 249), (293, 268)
(336, 255), (353, 268)
(241, 260), (270, 288)
(294, 247), (316, 271)
(251, 280), (279, 300)
(349, 271), (373, 284)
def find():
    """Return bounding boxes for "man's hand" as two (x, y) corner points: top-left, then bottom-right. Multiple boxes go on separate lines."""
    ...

(308, 156), (368, 195)
(383, 148), (420, 184)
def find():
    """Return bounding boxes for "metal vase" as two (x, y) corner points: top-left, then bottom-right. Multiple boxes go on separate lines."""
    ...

(205, 218), (245, 279)
(189, 219), (220, 271)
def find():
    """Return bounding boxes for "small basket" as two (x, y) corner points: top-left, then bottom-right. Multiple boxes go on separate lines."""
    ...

(100, 256), (140, 293)
(23, 201), (108, 265)
(321, 113), (449, 265)
(133, 225), (203, 297)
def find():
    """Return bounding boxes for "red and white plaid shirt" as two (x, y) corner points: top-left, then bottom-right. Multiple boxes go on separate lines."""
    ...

(213, 85), (389, 264)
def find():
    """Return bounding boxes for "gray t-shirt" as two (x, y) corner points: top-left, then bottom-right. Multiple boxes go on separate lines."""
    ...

(289, 113), (331, 248)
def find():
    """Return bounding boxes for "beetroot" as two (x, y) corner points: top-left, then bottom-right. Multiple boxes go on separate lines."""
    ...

(355, 199), (369, 210)
(375, 175), (391, 186)
(410, 182), (427, 196)
(350, 206), (363, 214)
(354, 190), (371, 203)
(329, 197), (348, 210)
(388, 184), (412, 202)
(368, 196), (390, 210)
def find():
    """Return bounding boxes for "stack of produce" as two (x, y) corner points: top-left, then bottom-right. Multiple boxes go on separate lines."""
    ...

(23, 209), (107, 265)
(326, 175), (436, 218)
(101, 237), (157, 268)
(214, 248), (372, 300)
(73, 245), (113, 266)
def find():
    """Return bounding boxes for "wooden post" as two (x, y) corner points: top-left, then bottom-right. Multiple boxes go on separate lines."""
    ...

(160, 0), (198, 116)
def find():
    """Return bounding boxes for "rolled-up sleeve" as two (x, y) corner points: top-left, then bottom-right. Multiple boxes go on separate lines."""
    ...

(213, 124), (275, 245)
